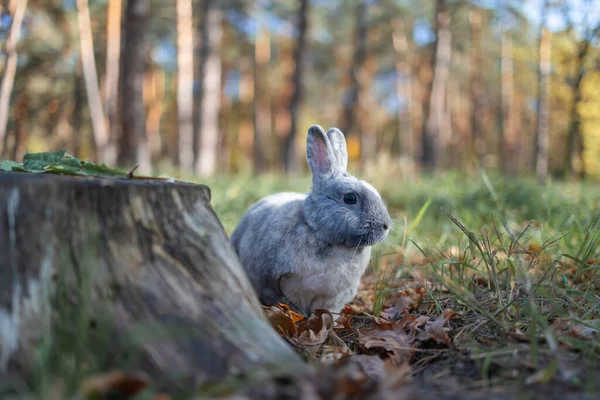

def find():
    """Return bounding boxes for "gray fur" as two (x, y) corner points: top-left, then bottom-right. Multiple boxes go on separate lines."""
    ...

(326, 128), (348, 170)
(230, 124), (392, 315)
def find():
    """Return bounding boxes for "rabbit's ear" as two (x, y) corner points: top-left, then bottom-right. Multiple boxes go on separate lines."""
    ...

(326, 128), (348, 171)
(306, 125), (336, 179)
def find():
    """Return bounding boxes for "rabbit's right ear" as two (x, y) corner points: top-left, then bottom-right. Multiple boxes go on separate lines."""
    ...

(326, 128), (348, 171)
(306, 125), (336, 179)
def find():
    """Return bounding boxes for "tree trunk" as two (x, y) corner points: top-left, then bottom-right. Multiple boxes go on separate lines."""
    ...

(534, 3), (551, 183)
(104, 0), (122, 165)
(421, 0), (451, 172)
(500, 14), (516, 175)
(238, 56), (254, 162)
(390, 15), (414, 162)
(282, 0), (309, 174)
(4, 92), (27, 160)
(145, 66), (165, 161)
(195, 0), (222, 177)
(359, 54), (377, 168)
(253, 25), (271, 175)
(565, 35), (594, 179)
(339, 1), (368, 146)
(0, 0), (28, 156)
(76, 0), (110, 164)
(0, 172), (305, 391)
(118, 0), (151, 171)
(71, 64), (85, 157)
(469, 7), (485, 164)
(177, 0), (194, 173)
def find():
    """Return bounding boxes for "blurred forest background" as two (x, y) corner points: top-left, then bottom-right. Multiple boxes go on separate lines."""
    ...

(0, 0), (599, 181)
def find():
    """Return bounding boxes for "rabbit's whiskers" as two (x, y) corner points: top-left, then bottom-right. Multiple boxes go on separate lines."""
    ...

(352, 236), (364, 259)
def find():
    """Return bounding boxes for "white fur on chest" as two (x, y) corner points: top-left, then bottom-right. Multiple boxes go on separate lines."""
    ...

(281, 244), (371, 314)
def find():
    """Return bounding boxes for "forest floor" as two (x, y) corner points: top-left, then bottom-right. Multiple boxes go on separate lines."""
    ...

(205, 170), (600, 400)
(3, 170), (599, 400)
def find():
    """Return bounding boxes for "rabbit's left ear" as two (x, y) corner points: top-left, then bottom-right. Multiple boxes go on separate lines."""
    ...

(306, 125), (337, 179)
(326, 128), (348, 171)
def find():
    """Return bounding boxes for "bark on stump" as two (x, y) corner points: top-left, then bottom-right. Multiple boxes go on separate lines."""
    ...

(0, 172), (305, 392)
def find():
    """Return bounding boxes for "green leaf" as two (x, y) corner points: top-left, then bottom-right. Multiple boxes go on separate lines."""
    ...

(59, 157), (84, 169)
(44, 164), (81, 175)
(79, 161), (126, 178)
(1, 160), (26, 172)
(23, 151), (67, 172)
(3, 151), (127, 179)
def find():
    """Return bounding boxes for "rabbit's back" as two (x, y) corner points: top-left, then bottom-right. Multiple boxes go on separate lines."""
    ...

(230, 192), (307, 305)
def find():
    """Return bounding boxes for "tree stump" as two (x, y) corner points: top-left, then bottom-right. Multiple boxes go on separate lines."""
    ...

(0, 172), (305, 392)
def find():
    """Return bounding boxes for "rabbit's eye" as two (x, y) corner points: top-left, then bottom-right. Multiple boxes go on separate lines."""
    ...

(343, 193), (357, 205)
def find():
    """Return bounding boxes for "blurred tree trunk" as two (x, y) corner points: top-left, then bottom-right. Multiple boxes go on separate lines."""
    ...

(421, 0), (451, 171)
(118, 0), (150, 171)
(359, 53), (377, 167)
(500, 12), (516, 175)
(565, 27), (598, 179)
(254, 25), (271, 174)
(177, 0), (194, 172)
(145, 65), (165, 162)
(534, 2), (551, 183)
(282, 0), (309, 174)
(390, 15), (414, 162)
(237, 56), (254, 164)
(104, 0), (122, 165)
(218, 69), (231, 173)
(4, 91), (27, 160)
(469, 7), (484, 164)
(0, 0), (28, 156)
(76, 0), (110, 164)
(71, 64), (85, 157)
(339, 1), (367, 146)
(195, 0), (222, 177)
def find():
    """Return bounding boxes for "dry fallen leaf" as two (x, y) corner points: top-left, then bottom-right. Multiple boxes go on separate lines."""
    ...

(372, 315), (396, 330)
(79, 371), (149, 399)
(297, 309), (333, 346)
(276, 302), (306, 323)
(263, 304), (298, 338)
(417, 309), (460, 345)
(332, 354), (389, 396)
(551, 317), (599, 341)
(380, 295), (413, 320)
(341, 304), (362, 315)
(395, 312), (430, 333)
(357, 325), (416, 365)
(334, 314), (352, 330)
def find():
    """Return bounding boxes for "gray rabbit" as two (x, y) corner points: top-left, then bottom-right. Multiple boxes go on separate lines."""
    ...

(231, 125), (392, 315)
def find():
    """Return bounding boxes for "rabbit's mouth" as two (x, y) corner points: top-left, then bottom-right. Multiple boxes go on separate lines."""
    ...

(362, 220), (392, 245)
(366, 229), (390, 245)
(344, 227), (389, 247)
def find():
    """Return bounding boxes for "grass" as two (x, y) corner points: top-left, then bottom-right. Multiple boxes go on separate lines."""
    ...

(202, 169), (600, 395)
(4, 169), (600, 398)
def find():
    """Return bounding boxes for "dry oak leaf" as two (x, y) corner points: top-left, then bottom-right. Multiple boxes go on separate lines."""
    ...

(297, 309), (333, 346)
(332, 354), (389, 396)
(357, 325), (416, 366)
(276, 302), (306, 323)
(399, 312), (429, 333)
(380, 295), (413, 320)
(263, 303), (304, 338)
(334, 314), (352, 330)
(551, 317), (599, 341)
(341, 304), (363, 315)
(79, 370), (150, 399)
(417, 309), (460, 345)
